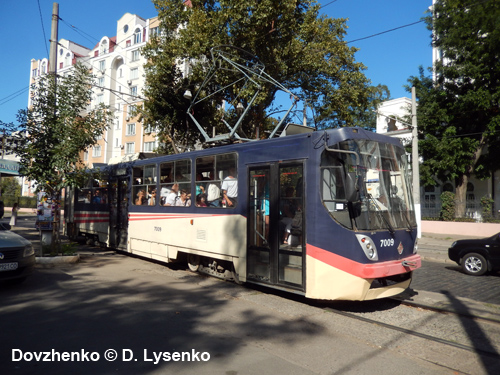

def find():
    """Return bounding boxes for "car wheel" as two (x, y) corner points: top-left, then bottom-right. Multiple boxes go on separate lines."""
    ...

(462, 253), (488, 276)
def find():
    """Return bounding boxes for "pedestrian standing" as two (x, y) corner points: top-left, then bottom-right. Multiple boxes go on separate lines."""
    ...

(10, 203), (19, 226)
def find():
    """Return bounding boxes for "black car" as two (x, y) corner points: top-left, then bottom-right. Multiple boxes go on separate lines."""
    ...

(0, 223), (35, 283)
(448, 232), (500, 276)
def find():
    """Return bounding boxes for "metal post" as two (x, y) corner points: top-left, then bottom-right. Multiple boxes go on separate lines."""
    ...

(412, 87), (421, 238)
(48, 3), (59, 78)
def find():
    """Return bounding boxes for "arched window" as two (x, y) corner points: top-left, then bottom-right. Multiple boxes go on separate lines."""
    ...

(100, 40), (108, 55)
(134, 28), (142, 44)
(442, 182), (454, 192)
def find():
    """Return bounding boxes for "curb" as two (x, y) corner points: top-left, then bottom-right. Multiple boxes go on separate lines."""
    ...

(36, 254), (80, 265)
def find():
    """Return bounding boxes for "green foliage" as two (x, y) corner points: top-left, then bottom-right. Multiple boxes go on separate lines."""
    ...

(480, 195), (494, 221)
(0, 177), (21, 197)
(439, 191), (455, 221)
(407, 0), (500, 210)
(143, 0), (382, 152)
(13, 63), (113, 196)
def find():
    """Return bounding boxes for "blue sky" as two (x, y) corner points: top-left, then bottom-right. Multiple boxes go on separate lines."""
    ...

(0, 0), (432, 126)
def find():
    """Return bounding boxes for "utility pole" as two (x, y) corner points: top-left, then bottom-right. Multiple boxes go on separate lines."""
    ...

(412, 86), (421, 238)
(48, 2), (59, 79)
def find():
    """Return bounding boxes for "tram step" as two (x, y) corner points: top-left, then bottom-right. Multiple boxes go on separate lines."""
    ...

(281, 264), (302, 285)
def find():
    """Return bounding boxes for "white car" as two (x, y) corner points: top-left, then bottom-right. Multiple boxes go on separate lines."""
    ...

(0, 223), (35, 283)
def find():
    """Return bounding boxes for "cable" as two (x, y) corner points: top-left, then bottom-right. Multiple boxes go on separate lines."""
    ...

(37, 0), (49, 58)
(346, 20), (425, 44)
(0, 87), (30, 107)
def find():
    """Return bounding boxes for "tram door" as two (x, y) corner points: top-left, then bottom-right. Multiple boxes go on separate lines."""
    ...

(109, 176), (129, 250)
(247, 162), (304, 289)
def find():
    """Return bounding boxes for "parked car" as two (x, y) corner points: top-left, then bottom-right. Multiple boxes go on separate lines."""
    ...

(0, 223), (35, 283)
(448, 233), (500, 276)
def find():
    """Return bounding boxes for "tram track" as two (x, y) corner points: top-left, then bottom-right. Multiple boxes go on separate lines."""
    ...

(323, 300), (500, 360)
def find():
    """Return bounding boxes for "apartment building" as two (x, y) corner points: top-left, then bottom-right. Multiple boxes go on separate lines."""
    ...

(29, 13), (162, 171)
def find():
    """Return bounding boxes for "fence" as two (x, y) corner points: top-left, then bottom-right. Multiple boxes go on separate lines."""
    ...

(421, 197), (497, 222)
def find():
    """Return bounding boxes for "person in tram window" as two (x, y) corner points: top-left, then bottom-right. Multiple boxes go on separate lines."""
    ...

(92, 190), (102, 204)
(165, 184), (179, 206)
(148, 188), (156, 206)
(175, 189), (191, 207)
(206, 171), (221, 207)
(221, 167), (238, 207)
(196, 193), (208, 207)
(135, 189), (147, 205)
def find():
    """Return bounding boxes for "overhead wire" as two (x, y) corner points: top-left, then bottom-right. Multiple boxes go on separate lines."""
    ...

(37, 0), (50, 58)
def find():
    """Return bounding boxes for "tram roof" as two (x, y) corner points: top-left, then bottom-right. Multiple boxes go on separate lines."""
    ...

(104, 127), (403, 169)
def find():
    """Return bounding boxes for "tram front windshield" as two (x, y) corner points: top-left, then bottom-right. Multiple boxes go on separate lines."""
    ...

(321, 139), (417, 231)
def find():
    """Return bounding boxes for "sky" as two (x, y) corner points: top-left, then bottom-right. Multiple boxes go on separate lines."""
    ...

(0, 0), (433, 126)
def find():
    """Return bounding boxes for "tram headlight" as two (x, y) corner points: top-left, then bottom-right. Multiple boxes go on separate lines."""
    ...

(355, 234), (379, 261)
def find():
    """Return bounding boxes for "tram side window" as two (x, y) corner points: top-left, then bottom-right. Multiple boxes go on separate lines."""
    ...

(76, 177), (109, 206)
(132, 165), (157, 206)
(320, 152), (351, 228)
(195, 153), (237, 208)
(159, 159), (192, 207)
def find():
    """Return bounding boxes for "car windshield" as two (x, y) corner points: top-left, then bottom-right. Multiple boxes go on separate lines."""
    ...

(321, 139), (417, 231)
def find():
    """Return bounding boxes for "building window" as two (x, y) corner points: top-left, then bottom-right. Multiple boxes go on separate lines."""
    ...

(100, 40), (108, 55)
(150, 26), (160, 37)
(98, 60), (105, 72)
(92, 145), (102, 157)
(131, 49), (140, 62)
(144, 141), (156, 152)
(130, 68), (139, 80)
(126, 40), (131, 48)
(144, 124), (158, 134)
(125, 142), (135, 155)
(126, 123), (136, 136)
(96, 94), (104, 104)
(134, 28), (142, 44)
(83, 151), (89, 161)
(130, 86), (138, 97)
(32, 68), (38, 78)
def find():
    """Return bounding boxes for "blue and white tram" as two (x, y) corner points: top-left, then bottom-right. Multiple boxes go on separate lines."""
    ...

(65, 127), (421, 300)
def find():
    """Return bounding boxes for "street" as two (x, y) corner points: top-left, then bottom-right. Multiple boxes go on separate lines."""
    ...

(1, 249), (500, 374)
(1, 215), (500, 374)
(412, 260), (500, 305)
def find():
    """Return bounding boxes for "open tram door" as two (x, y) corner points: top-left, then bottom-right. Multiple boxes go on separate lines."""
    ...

(247, 162), (305, 290)
(109, 170), (129, 250)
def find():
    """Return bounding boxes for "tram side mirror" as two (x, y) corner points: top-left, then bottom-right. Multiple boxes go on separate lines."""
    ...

(345, 172), (360, 202)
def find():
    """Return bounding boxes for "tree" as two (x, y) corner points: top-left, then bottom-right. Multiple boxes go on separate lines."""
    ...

(142, 0), (381, 152)
(14, 63), (112, 249)
(0, 177), (21, 198)
(407, 0), (500, 218)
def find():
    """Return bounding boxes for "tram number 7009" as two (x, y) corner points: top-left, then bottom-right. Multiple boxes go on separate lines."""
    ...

(380, 239), (395, 247)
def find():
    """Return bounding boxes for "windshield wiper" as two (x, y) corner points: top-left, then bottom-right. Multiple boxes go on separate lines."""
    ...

(367, 194), (395, 234)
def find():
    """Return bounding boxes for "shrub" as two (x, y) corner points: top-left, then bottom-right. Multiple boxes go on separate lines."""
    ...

(440, 191), (455, 221)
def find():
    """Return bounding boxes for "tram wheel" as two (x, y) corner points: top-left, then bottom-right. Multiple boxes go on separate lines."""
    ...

(187, 254), (201, 272)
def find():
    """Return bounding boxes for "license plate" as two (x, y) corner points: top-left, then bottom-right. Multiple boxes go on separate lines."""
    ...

(0, 263), (18, 272)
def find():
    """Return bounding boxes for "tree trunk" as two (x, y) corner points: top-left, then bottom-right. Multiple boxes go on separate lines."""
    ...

(51, 191), (61, 253)
(454, 174), (468, 219)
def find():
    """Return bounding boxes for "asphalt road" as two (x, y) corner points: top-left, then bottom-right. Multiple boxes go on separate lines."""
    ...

(1, 253), (484, 375)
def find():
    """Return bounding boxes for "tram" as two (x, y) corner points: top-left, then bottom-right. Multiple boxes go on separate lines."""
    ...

(64, 126), (421, 300)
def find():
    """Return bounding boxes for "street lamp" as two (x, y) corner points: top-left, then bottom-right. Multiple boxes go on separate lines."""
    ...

(183, 90), (192, 100)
